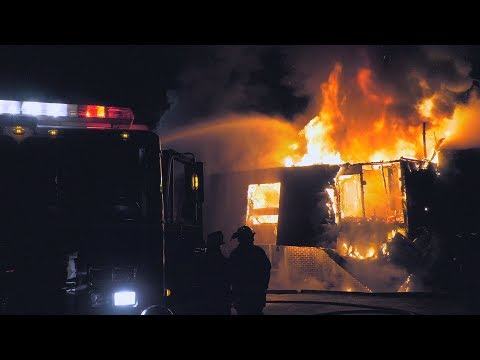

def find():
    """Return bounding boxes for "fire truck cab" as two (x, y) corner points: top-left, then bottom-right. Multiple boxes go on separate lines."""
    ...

(0, 100), (205, 314)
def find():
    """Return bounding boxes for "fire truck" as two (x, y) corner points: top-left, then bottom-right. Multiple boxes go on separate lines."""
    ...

(0, 100), (205, 314)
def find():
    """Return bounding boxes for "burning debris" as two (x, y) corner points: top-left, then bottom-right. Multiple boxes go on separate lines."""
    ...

(319, 157), (434, 267)
(341, 243), (376, 260)
(398, 274), (413, 292)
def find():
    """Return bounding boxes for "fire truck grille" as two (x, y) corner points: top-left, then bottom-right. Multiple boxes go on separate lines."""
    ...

(90, 266), (137, 285)
(111, 267), (136, 282)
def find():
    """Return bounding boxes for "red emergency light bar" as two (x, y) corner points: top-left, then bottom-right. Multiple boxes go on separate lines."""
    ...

(0, 100), (134, 128)
(0, 100), (134, 124)
(77, 105), (134, 121)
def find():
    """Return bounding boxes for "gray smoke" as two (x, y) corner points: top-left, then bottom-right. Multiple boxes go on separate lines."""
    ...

(157, 46), (473, 131)
(281, 45), (473, 130)
(156, 45), (287, 132)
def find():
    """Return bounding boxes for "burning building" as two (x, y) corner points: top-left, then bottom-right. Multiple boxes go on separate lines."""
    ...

(202, 62), (450, 292)
(205, 157), (436, 292)
(333, 158), (436, 260)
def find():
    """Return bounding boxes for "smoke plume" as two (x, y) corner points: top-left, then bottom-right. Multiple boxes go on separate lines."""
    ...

(157, 45), (475, 169)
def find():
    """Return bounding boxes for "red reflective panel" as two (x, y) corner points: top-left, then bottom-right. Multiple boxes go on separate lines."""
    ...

(107, 107), (134, 120)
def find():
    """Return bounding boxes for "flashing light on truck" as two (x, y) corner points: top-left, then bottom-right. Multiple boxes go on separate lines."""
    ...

(0, 100), (136, 130)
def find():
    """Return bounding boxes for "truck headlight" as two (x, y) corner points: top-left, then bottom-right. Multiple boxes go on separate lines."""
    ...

(113, 291), (137, 306)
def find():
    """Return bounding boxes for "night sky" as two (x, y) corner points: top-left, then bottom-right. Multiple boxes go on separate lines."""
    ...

(1, 45), (480, 130)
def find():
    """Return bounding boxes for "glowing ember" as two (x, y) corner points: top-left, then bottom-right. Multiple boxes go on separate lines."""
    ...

(398, 274), (412, 292)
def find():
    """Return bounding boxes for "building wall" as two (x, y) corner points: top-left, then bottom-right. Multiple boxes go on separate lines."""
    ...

(261, 245), (370, 292)
(205, 165), (339, 248)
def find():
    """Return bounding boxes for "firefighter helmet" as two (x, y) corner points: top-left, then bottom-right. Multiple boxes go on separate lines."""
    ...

(232, 225), (256, 241)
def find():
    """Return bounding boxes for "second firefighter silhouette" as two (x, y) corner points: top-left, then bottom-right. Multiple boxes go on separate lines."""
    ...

(229, 225), (271, 315)
(202, 231), (231, 315)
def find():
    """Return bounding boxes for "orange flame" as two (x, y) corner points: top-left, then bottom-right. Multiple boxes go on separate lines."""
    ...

(342, 242), (377, 260)
(418, 98), (434, 118)
(283, 62), (463, 167)
(285, 63), (344, 166)
(357, 68), (393, 106)
(246, 183), (281, 245)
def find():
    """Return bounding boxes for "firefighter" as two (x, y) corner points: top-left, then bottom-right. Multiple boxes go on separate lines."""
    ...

(201, 231), (231, 315)
(229, 226), (271, 315)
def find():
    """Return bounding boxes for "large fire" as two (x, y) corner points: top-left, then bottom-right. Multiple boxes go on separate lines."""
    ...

(246, 61), (473, 261)
(283, 62), (457, 167)
(277, 62), (463, 264)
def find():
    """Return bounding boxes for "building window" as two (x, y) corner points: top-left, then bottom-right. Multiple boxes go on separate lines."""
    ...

(246, 182), (281, 245)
